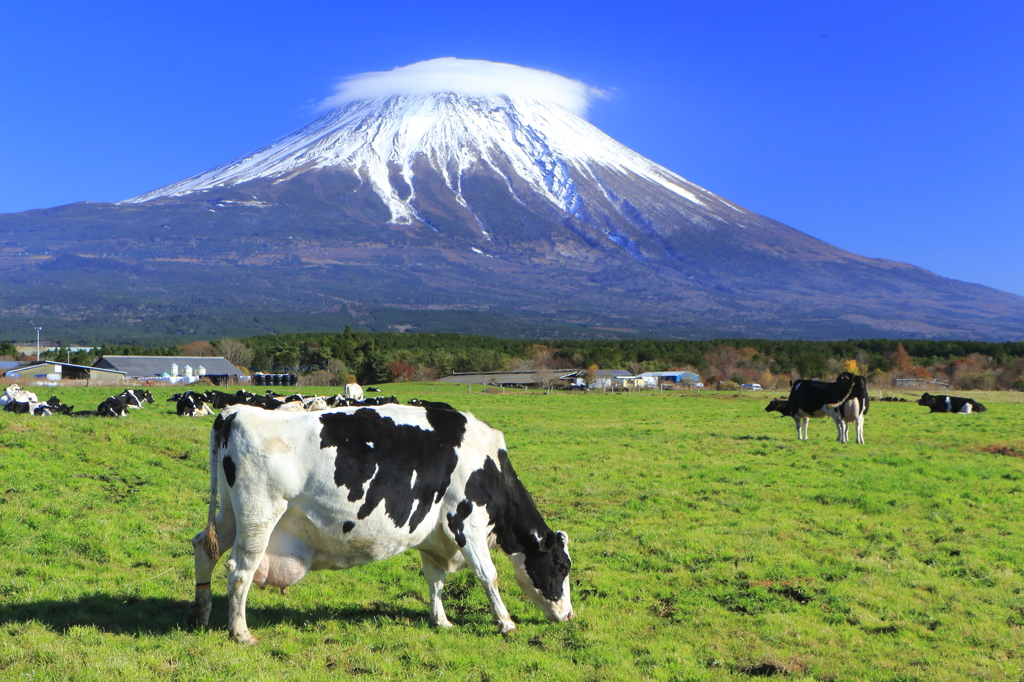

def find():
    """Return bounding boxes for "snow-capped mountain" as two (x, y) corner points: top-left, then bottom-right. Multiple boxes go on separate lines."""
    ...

(2, 59), (1024, 342)
(127, 92), (735, 236)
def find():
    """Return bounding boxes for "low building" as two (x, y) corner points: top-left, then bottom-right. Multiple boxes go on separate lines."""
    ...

(438, 370), (572, 388)
(92, 356), (247, 385)
(3, 361), (127, 383)
(639, 370), (701, 387)
(558, 369), (638, 389)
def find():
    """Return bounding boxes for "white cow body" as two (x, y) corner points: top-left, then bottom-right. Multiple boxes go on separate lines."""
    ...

(343, 383), (364, 401)
(190, 403), (572, 644)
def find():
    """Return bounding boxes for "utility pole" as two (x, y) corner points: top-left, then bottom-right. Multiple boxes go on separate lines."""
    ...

(34, 327), (42, 362)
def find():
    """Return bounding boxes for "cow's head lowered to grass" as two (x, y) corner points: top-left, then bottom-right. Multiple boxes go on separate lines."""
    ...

(189, 402), (573, 644)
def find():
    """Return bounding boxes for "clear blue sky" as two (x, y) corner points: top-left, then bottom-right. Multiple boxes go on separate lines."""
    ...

(2, 0), (1022, 296)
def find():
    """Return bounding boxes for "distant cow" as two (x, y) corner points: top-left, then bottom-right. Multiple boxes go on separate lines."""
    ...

(1, 384), (39, 414)
(97, 395), (130, 417)
(34, 396), (73, 416)
(177, 391), (214, 417)
(918, 393), (987, 414)
(188, 403), (573, 643)
(343, 383), (364, 401)
(3, 399), (35, 415)
(119, 389), (155, 409)
(833, 374), (869, 444)
(777, 372), (866, 443)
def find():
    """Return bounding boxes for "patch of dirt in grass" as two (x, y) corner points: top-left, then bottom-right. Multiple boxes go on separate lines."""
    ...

(748, 580), (814, 604)
(735, 656), (808, 677)
(981, 444), (1024, 458)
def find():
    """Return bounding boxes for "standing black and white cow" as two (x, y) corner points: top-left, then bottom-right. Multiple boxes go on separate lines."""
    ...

(833, 374), (869, 444)
(778, 372), (867, 443)
(918, 393), (987, 414)
(189, 403), (573, 644)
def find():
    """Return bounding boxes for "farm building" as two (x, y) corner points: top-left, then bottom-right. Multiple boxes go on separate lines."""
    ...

(557, 369), (640, 389)
(2, 361), (127, 383)
(439, 369), (573, 388)
(639, 370), (701, 386)
(92, 356), (247, 385)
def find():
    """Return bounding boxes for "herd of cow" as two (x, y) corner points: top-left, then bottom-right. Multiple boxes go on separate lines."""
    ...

(170, 383), (388, 417)
(1, 375), (993, 642)
(0, 385), (155, 417)
(0, 383), (388, 419)
(764, 371), (988, 444)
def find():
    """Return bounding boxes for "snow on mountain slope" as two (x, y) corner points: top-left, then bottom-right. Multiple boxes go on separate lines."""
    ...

(125, 93), (738, 226)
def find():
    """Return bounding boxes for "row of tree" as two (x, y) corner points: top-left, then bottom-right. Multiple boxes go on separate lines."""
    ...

(6, 333), (1024, 390)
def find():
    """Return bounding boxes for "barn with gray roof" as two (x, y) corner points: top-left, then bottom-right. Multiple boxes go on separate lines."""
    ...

(93, 356), (246, 385)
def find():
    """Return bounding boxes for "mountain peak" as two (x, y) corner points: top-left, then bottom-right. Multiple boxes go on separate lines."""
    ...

(124, 91), (725, 230)
(6, 60), (1013, 341)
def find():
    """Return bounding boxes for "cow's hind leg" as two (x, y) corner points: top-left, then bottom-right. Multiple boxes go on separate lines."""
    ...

(419, 551), (454, 629)
(225, 499), (287, 645)
(189, 499), (237, 629)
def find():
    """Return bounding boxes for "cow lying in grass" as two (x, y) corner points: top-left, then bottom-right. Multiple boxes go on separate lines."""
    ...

(918, 393), (987, 414)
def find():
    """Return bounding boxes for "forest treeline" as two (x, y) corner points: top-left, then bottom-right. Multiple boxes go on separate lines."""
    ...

(14, 331), (1024, 391)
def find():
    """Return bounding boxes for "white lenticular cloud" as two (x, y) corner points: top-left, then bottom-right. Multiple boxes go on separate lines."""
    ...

(319, 58), (607, 117)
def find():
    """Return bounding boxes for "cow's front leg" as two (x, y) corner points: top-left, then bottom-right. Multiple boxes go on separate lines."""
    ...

(459, 535), (516, 634)
(419, 551), (454, 629)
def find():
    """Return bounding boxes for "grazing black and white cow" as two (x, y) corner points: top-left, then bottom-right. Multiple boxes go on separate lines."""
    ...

(778, 372), (865, 442)
(97, 395), (130, 417)
(189, 403), (573, 644)
(918, 393), (987, 414)
(118, 389), (154, 408)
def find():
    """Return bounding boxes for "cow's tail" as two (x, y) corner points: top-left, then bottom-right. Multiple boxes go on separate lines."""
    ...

(828, 375), (857, 409)
(203, 421), (221, 561)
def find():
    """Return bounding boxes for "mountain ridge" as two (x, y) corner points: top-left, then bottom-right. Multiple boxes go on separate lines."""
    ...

(2, 88), (1023, 343)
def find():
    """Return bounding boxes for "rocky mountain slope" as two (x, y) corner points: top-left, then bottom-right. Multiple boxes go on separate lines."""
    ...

(2, 61), (1022, 343)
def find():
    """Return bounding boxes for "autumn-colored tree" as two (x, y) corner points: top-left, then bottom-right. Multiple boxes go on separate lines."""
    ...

(389, 360), (415, 383)
(841, 359), (859, 374)
(737, 347), (759, 362)
(891, 343), (914, 373)
(179, 340), (216, 357)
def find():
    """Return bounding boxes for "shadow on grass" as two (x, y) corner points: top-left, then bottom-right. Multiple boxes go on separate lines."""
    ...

(0, 594), (432, 636)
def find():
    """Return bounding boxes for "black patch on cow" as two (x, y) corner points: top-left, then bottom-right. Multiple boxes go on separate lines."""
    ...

(319, 406), (467, 533)
(462, 449), (570, 602)
(408, 398), (458, 412)
(342, 521), (355, 533)
(446, 500), (473, 547)
(222, 455), (236, 488)
(213, 412), (236, 449)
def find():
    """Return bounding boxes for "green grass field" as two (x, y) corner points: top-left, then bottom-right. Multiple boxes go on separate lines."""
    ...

(2, 383), (1023, 680)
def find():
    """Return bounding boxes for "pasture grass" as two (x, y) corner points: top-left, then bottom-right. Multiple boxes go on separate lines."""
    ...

(2, 383), (1023, 680)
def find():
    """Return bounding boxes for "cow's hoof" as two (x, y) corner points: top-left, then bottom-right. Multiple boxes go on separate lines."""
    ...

(230, 631), (258, 646)
(498, 623), (517, 636)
